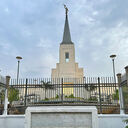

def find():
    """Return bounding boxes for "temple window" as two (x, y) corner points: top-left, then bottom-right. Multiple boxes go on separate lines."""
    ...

(65, 52), (69, 62)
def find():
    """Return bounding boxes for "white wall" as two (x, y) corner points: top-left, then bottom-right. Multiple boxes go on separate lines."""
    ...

(98, 114), (128, 128)
(0, 114), (128, 128)
(0, 115), (25, 128)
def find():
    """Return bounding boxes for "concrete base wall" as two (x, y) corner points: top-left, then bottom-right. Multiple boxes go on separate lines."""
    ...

(0, 115), (25, 128)
(98, 114), (128, 128)
(25, 106), (98, 128)
(0, 114), (128, 128)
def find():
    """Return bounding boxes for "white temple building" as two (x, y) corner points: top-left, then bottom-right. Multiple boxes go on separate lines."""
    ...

(51, 7), (84, 78)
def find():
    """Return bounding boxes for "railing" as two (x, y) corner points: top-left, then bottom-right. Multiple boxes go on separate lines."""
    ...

(7, 77), (119, 114)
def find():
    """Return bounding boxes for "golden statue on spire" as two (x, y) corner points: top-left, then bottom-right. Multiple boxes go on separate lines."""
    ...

(64, 4), (68, 15)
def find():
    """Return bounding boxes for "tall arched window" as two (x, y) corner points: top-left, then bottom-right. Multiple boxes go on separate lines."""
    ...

(65, 52), (69, 62)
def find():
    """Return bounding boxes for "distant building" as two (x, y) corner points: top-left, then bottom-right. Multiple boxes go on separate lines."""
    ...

(51, 7), (84, 78)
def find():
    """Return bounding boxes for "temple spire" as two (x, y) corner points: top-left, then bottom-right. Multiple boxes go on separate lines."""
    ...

(61, 5), (73, 44)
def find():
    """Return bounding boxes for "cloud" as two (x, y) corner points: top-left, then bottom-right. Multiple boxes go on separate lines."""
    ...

(36, 38), (52, 48)
(0, 0), (128, 78)
(4, 7), (9, 13)
(21, 52), (57, 78)
(76, 20), (128, 76)
(92, 11), (98, 16)
(0, 41), (19, 56)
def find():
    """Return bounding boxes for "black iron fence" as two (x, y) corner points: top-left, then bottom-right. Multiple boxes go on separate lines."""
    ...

(7, 77), (119, 114)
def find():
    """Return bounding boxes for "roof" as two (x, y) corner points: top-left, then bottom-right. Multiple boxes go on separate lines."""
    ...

(61, 14), (73, 44)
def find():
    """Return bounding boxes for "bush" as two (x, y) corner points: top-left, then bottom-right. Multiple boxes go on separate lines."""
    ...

(89, 97), (98, 101)
(68, 94), (74, 98)
(55, 95), (59, 99)
(112, 89), (119, 100)
(65, 94), (74, 98)
(44, 98), (49, 101)
(123, 119), (128, 128)
(65, 95), (68, 98)
(8, 88), (19, 104)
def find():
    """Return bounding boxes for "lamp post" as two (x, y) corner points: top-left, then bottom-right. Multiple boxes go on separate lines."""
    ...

(16, 56), (22, 85)
(110, 54), (116, 86)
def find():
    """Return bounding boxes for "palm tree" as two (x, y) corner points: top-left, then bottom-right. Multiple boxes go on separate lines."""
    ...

(40, 81), (54, 100)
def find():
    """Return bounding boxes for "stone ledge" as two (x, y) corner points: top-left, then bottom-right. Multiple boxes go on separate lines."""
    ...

(25, 106), (98, 128)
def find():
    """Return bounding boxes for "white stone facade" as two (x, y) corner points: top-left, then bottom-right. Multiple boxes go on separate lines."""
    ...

(51, 10), (83, 79)
(52, 43), (83, 78)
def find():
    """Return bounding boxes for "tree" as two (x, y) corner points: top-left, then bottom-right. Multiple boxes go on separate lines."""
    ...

(84, 84), (97, 101)
(112, 89), (119, 100)
(41, 81), (54, 100)
(85, 84), (96, 91)
(8, 88), (19, 104)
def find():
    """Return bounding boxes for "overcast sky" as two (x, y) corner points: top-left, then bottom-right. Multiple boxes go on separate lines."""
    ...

(0, 0), (128, 78)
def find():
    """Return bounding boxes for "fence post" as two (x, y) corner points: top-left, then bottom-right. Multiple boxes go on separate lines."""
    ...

(117, 73), (124, 114)
(125, 66), (128, 86)
(3, 76), (10, 115)
(24, 78), (28, 106)
(98, 77), (102, 114)
(61, 78), (63, 104)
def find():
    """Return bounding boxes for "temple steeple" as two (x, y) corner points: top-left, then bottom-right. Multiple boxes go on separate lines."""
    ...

(61, 5), (73, 44)
(51, 5), (83, 78)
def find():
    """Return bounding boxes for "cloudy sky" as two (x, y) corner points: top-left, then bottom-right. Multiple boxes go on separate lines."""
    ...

(0, 0), (128, 78)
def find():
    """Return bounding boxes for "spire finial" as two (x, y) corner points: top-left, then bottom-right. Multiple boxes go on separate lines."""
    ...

(64, 4), (68, 15)
(61, 4), (73, 44)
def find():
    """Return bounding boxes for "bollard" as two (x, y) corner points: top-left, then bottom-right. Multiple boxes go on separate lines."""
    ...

(3, 76), (10, 115)
(117, 73), (124, 114)
(125, 66), (128, 86)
